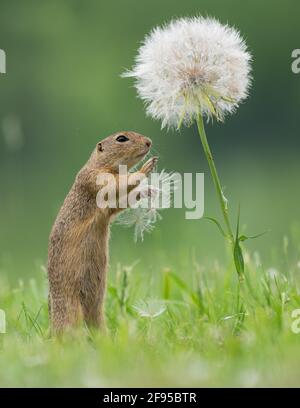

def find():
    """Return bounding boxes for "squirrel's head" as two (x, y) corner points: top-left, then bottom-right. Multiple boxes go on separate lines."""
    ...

(90, 131), (152, 171)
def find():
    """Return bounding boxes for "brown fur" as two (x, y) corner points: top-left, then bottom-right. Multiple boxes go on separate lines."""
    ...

(47, 131), (157, 334)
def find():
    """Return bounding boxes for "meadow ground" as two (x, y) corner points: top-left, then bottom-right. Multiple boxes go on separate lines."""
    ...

(1, 158), (300, 387)
(1, 237), (300, 387)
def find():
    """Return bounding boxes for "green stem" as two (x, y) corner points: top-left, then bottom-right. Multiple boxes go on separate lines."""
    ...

(196, 114), (235, 245)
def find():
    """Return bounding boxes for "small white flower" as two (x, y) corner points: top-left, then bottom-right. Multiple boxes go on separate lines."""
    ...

(133, 299), (166, 318)
(266, 267), (279, 280)
(116, 170), (174, 241)
(239, 369), (260, 387)
(117, 207), (159, 242)
(123, 16), (251, 128)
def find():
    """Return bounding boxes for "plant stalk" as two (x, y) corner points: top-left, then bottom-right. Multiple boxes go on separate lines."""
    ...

(196, 114), (238, 271)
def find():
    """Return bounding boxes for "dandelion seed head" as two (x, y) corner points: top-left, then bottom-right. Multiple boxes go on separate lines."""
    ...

(116, 170), (173, 241)
(123, 16), (252, 128)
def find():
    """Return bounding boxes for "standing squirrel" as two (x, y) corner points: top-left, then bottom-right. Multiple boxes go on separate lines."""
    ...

(47, 131), (157, 334)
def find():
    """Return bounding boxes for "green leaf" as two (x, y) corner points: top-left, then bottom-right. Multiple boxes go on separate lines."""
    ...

(236, 204), (241, 240)
(163, 268), (171, 300)
(108, 286), (119, 300)
(204, 216), (227, 238)
(168, 272), (200, 307)
(234, 239), (245, 278)
(234, 204), (244, 278)
(239, 230), (269, 242)
(169, 272), (190, 293)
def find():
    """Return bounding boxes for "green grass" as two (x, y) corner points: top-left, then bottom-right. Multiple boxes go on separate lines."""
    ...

(1, 0), (300, 388)
(1, 236), (300, 387)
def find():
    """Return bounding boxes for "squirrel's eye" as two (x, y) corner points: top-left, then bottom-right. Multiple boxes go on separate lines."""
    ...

(116, 135), (129, 143)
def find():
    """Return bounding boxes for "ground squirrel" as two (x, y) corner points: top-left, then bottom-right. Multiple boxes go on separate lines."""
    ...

(47, 131), (157, 334)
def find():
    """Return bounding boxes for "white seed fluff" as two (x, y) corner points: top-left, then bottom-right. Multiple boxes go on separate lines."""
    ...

(123, 17), (252, 128)
(116, 170), (174, 242)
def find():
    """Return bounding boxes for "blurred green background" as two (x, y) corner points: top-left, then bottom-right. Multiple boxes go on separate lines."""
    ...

(0, 0), (300, 282)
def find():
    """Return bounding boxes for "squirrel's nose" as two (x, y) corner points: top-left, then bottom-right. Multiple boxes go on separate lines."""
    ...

(145, 138), (152, 148)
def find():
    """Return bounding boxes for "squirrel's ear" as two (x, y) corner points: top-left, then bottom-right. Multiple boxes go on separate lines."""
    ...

(97, 142), (103, 152)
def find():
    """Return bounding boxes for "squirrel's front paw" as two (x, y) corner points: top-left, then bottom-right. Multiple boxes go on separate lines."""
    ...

(141, 157), (158, 176)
